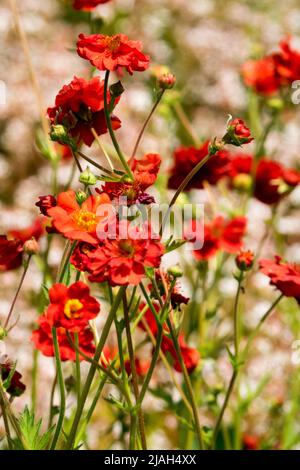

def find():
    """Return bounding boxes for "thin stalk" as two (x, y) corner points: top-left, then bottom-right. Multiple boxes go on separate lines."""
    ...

(4, 255), (32, 329)
(172, 102), (200, 147)
(122, 292), (147, 450)
(74, 333), (81, 402)
(130, 90), (164, 159)
(48, 371), (57, 429)
(50, 328), (66, 450)
(77, 150), (114, 175)
(65, 286), (126, 449)
(91, 128), (115, 171)
(103, 71), (134, 179)
(30, 349), (39, 414)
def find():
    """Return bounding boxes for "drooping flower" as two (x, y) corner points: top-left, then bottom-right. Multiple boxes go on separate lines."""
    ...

(161, 335), (200, 374)
(99, 153), (161, 205)
(0, 218), (45, 271)
(168, 142), (231, 190)
(149, 271), (189, 309)
(185, 215), (247, 261)
(223, 118), (254, 146)
(77, 33), (150, 74)
(32, 309), (95, 361)
(36, 195), (57, 216)
(259, 256), (300, 303)
(84, 221), (164, 286)
(46, 281), (100, 332)
(73, 0), (111, 11)
(0, 360), (26, 397)
(47, 190), (113, 244)
(47, 76), (121, 147)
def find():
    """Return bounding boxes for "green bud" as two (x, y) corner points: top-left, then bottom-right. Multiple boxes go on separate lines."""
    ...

(76, 190), (88, 205)
(79, 167), (98, 186)
(266, 98), (284, 111)
(167, 264), (183, 279)
(0, 326), (7, 340)
(50, 125), (77, 151)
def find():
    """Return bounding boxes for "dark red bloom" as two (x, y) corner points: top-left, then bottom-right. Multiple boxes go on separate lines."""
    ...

(224, 118), (254, 146)
(47, 76), (121, 147)
(47, 190), (113, 244)
(36, 195), (57, 216)
(0, 218), (45, 271)
(73, 0), (111, 11)
(186, 216), (247, 261)
(254, 160), (300, 205)
(259, 256), (300, 303)
(99, 153), (161, 205)
(85, 221), (164, 286)
(168, 142), (231, 190)
(150, 271), (189, 309)
(47, 281), (100, 332)
(161, 335), (200, 374)
(71, 242), (97, 271)
(77, 33), (150, 74)
(0, 361), (26, 397)
(32, 310), (95, 361)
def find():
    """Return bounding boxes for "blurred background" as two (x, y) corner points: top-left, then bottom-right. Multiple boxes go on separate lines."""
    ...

(1, 0), (300, 450)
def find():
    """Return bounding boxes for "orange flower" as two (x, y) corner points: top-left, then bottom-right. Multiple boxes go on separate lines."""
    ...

(48, 190), (113, 244)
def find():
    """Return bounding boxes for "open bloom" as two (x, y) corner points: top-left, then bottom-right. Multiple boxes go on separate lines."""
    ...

(186, 215), (247, 261)
(242, 37), (300, 95)
(73, 0), (111, 10)
(32, 309), (95, 361)
(259, 256), (300, 303)
(84, 221), (164, 285)
(47, 281), (100, 332)
(100, 153), (161, 205)
(168, 141), (231, 190)
(47, 76), (121, 146)
(0, 360), (26, 397)
(77, 33), (150, 74)
(0, 218), (45, 271)
(47, 190), (113, 244)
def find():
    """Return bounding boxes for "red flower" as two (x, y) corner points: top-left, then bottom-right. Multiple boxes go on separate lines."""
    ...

(259, 256), (300, 303)
(77, 33), (150, 74)
(100, 153), (161, 205)
(73, 0), (111, 11)
(47, 190), (113, 244)
(47, 281), (100, 332)
(85, 221), (164, 286)
(242, 434), (260, 450)
(224, 118), (254, 146)
(0, 360), (26, 397)
(161, 335), (200, 374)
(272, 38), (300, 84)
(32, 310), (95, 361)
(138, 302), (161, 337)
(236, 250), (255, 271)
(168, 142), (231, 190)
(186, 216), (247, 261)
(125, 358), (150, 377)
(47, 76), (121, 147)
(254, 160), (300, 205)
(149, 271), (189, 309)
(36, 195), (57, 216)
(0, 218), (45, 271)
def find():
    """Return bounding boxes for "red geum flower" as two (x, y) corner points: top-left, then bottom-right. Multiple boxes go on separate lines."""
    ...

(47, 190), (113, 244)
(47, 76), (121, 147)
(236, 250), (255, 271)
(85, 221), (164, 286)
(36, 195), (57, 216)
(46, 281), (100, 332)
(186, 216), (247, 261)
(99, 153), (161, 205)
(224, 118), (254, 146)
(259, 256), (300, 303)
(77, 33), (150, 74)
(0, 218), (45, 271)
(168, 142), (231, 190)
(161, 335), (200, 374)
(32, 309), (95, 361)
(71, 242), (97, 272)
(273, 37), (300, 84)
(242, 56), (279, 95)
(73, 0), (111, 11)
(254, 160), (300, 205)
(0, 360), (26, 397)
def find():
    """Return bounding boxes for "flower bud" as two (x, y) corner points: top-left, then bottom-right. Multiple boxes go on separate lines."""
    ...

(110, 81), (124, 99)
(235, 250), (255, 271)
(158, 73), (176, 90)
(232, 174), (253, 192)
(0, 327), (7, 341)
(167, 264), (183, 279)
(223, 118), (253, 146)
(35, 195), (57, 216)
(76, 190), (88, 205)
(23, 238), (40, 256)
(50, 125), (77, 150)
(79, 167), (98, 186)
(209, 138), (224, 155)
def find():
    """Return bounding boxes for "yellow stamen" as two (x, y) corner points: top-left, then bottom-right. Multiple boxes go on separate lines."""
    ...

(73, 210), (97, 232)
(64, 299), (83, 319)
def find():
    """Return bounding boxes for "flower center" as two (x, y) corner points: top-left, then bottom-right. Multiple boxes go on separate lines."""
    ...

(119, 240), (135, 256)
(64, 299), (83, 319)
(105, 35), (121, 52)
(73, 210), (97, 232)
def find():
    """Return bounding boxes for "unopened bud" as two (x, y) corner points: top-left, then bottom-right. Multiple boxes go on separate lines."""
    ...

(110, 81), (124, 99)
(76, 190), (88, 205)
(50, 125), (77, 150)
(79, 167), (97, 186)
(167, 265), (183, 279)
(158, 73), (176, 90)
(23, 238), (40, 255)
(232, 173), (252, 191)
(0, 327), (7, 341)
(235, 250), (255, 271)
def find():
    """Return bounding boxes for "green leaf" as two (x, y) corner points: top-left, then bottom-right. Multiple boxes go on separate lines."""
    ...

(14, 406), (54, 450)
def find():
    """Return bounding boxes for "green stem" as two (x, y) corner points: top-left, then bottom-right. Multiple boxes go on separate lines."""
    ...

(50, 328), (66, 450)
(65, 285), (126, 449)
(172, 102), (200, 146)
(103, 71), (134, 179)
(74, 333), (81, 403)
